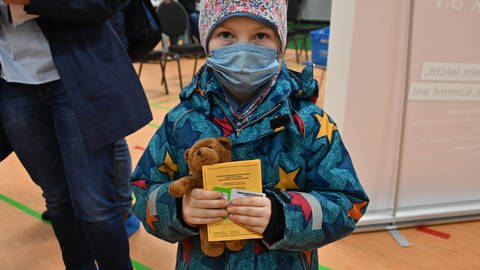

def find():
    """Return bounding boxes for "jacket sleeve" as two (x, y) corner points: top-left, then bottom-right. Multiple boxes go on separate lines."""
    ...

(25, 0), (125, 23)
(264, 110), (369, 251)
(130, 115), (198, 243)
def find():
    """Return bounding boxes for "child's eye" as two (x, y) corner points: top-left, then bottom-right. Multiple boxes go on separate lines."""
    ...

(219, 31), (232, 39)
(255, 33), (269, 40)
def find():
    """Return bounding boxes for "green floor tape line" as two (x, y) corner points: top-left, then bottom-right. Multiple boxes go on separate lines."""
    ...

(147, 122), (160, 128)
(0, 193), (150, 270)
(151, 96), (180, 105)
(0, 193), (49, 224)
(150, 103), (172, 111)
(132, 260), (151, 270)
(3, 193), (331, 270)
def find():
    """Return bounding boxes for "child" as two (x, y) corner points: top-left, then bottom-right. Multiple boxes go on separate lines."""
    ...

(131, 0), (369, 269)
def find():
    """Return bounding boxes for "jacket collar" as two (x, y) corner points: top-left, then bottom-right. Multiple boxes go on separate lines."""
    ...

(179, 62), (318, 143)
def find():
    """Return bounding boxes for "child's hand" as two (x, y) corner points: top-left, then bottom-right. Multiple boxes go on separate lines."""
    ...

(182, 188), (229, 227)
(227, 196), (271, 234)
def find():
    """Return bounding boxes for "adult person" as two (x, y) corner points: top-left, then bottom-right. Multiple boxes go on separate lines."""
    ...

(0, 0), (152, 269)
(178, 0), (200, 42)
(40, 0), (142, 237)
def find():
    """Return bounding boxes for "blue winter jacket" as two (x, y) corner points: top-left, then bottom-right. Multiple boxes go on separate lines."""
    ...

(131, 63), (369, 270)
(0, 0), (152, 159)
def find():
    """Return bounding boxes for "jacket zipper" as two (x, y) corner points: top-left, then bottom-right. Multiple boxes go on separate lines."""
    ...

(213, 97), (283, 136)
(288, 101), (306, 138)
(241, 103), (282, 130)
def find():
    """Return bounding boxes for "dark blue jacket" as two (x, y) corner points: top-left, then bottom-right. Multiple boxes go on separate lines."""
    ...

(0, 0), (152, 159)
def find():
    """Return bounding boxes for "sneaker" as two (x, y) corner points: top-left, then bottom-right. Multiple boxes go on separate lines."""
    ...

(124, 213), (141, 237)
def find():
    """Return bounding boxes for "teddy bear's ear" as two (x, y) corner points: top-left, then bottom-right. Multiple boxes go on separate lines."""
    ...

(184, 149), (190, 162)
(217, 137), (231, 150)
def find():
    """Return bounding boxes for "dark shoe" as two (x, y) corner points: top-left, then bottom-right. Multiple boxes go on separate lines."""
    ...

(41, 210), (50, 221)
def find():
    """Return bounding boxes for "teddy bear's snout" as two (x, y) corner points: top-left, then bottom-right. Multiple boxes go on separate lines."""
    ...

(192, 147), (220, 165)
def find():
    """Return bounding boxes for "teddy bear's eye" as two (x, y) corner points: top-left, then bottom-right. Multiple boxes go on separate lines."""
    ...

(207, 146), (214, 149)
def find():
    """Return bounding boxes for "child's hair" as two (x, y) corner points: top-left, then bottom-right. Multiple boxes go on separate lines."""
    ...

(198, 0), (288, 53)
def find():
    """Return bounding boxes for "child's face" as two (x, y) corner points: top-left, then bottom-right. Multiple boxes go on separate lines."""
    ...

(208, 16), (279, 52)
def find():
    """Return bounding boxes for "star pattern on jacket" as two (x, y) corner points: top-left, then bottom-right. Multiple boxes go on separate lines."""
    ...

(275, 166), (300, 190)
(158, 150), (178, 180)
(194, 87), (205, 96)
(314, 112), (337, 143)
(303, 250), (313, 266)
(146, 201), (159, 231)
(289, 192), (312, 222)
(347, 201), (368, 221)
(181, 238), (193, 263)
(131, 179), (148, 190)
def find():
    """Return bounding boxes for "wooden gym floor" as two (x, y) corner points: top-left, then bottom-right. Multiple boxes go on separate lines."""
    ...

(1, 49), (479, 270)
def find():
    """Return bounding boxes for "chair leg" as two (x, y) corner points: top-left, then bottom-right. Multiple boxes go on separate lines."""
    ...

(138, 62), (144, 77)
(193, 56), (198, 77)
(293, 38), (300, 64)
(160, 62), (166, 85)
(160, 59), (169, 95)
(302, 35), (309, 61)
(176, 58), (183, 89)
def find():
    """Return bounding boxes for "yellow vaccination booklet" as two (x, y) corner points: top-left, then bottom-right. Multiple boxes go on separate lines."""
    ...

(202, 159), (264, 241)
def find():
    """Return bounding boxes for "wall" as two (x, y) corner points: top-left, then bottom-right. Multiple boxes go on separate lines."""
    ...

(326, 0), (480, 230)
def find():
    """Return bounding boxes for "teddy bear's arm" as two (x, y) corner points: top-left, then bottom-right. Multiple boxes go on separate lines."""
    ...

(168, 175), (200, 197)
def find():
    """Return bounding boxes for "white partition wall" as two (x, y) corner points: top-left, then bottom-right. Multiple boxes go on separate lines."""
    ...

(396, 0), (480, 224)
(326, 0), (480, 231)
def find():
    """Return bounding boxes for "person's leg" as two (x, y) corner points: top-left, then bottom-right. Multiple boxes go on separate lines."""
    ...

(46, 81), (132, 270)
(0, 81), (96, 270)
(113, 139), (133, 217)
(189, 12), (200, 42)
(41, 138), (140, 236)
(113, 139), (140, 236)
(170, 35), (179, 45)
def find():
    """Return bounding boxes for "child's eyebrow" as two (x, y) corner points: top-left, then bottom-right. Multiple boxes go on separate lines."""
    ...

(213, 25), (233, 32)
(250, 25), (274, 32)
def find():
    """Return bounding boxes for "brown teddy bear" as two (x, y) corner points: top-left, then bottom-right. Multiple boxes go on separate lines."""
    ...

(168, 137), (247, 257)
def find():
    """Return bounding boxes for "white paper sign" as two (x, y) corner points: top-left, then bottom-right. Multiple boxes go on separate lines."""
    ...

(409, 82), (480, 101)
(421, 63), (480, 82)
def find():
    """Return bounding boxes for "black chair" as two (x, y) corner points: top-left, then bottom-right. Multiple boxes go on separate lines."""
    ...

(137, 48), (169, 93)
(138, 0), (204, 94)
(287, 0), (323, 63)
(286, 0), (302, 63)
(286, 27), (301, 64)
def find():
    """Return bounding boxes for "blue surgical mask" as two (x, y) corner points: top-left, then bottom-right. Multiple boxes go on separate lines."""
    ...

(206, 43), (280, 96)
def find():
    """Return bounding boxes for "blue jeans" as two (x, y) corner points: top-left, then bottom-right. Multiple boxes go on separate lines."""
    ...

(189, 12), (199, 41)
(113, 138), (133, 218)
(0, 80), (132, 270)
